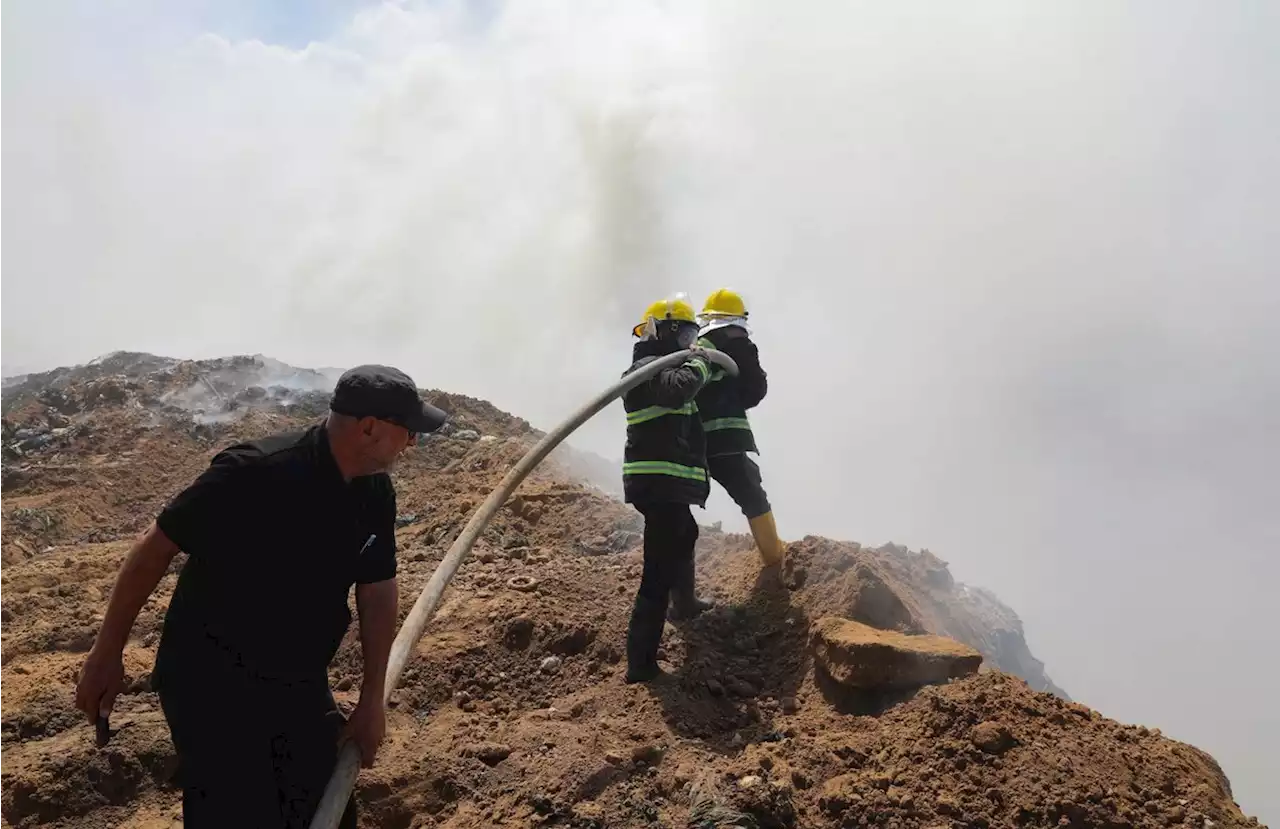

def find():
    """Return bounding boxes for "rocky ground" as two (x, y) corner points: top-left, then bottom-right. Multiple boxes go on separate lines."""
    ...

(0, 353), (1265, 828)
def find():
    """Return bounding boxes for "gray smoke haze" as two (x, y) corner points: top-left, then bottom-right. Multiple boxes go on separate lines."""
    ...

(4, 1), (1277, 820)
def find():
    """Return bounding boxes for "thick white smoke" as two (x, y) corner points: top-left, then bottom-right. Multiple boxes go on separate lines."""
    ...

(4, 1), (1277, 821)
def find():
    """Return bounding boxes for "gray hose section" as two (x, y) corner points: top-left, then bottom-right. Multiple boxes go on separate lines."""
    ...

(309, 347), (738, 829)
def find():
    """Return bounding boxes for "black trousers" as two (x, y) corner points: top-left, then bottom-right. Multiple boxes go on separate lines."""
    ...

(635, 502), (700, 608)
(627, 502), (700, 671)
(707, 453), (771, 519)
(158, 673), (356, 829)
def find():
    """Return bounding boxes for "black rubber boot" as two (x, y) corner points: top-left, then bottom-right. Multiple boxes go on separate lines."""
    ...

(625, 595), (667, 684)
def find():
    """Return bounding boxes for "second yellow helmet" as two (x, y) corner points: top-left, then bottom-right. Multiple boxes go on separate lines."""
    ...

(701, 288), (747, 319)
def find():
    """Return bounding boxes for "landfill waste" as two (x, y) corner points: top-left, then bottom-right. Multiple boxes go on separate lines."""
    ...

(0, 353), (1265, 828)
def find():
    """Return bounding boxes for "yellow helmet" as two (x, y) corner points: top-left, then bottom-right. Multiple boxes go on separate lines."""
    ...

(701, 288), (748, 319)
(633, 293), (697, 337)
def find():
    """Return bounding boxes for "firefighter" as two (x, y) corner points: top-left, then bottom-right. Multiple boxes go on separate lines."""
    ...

(620, 294), (716, 683)
(695, 288), (785, 567)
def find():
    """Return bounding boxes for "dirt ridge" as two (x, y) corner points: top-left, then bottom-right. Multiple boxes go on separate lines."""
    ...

(1, 353), (1264, 828)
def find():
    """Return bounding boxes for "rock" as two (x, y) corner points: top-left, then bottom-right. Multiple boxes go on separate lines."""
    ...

(779, 696), (798, 714)
(729, 678), (758, 698)
(810, 617), (982, 690)
(539, 656), (563, 673)
(631, 744), (664, 764)
(395, 513), (418, 527)
(593, 642), (621, 664)
(335, 677), (354, 692)
(738, 775), (762, 788)
(548, 625), (596, 656)
(819, 775), (858, 816)
(605, 750), (627, 766)
(706, 678), (725, 697)
(453, 429), (481, 442)
(125, 672), (153, 694)
(463, 742), (512, 766)
(970, 722), (1017, 755)
(503, 617), (535, 650)
(936, 794), (962, 816)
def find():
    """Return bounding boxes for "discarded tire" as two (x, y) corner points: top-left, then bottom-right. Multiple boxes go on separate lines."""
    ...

(507, 575), (539, 593)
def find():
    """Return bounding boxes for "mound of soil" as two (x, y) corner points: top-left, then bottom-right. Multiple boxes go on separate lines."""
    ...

(0, 353), (1265, 828)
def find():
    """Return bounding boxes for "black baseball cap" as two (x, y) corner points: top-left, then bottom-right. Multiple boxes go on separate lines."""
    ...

(329, 364), (448, 434)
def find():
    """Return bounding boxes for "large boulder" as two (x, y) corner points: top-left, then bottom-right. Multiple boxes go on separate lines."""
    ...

(811, 617), (982, 690)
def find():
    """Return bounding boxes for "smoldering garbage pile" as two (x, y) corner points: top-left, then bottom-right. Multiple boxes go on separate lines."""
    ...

(0, 353), (1265, 829)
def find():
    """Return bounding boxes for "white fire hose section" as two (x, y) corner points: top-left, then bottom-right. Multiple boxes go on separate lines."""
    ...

(309, 348), (739, 829)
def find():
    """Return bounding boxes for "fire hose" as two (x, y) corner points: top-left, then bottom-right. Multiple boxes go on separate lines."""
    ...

(309, 347), (739, 829)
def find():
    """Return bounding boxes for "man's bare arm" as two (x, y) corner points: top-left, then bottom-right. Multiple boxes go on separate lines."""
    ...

(75, 522), (180, 719)
(345, 578), (398, 767)
(95, 523), (181, 651)
(355, 578), (398, 701)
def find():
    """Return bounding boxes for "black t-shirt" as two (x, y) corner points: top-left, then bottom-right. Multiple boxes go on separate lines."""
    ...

(152, 423), (396, 689)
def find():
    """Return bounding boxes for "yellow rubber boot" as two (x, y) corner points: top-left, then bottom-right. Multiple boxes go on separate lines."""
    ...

(748, 511), (786, 567)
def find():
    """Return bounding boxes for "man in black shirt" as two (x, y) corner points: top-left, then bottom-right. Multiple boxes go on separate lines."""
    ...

(75, 365), (447, 828)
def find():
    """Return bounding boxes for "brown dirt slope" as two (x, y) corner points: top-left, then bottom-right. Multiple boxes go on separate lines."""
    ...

(1, 354), (1265, 828)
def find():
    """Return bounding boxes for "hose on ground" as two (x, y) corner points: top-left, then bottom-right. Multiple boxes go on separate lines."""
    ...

(309, 347), (738, 829)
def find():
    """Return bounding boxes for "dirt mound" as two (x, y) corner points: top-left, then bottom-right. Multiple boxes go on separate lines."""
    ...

(3, 548), (1265, 829)
(695, 535), (1070, 699)
(810, 671), (1248, 829)
(0, 354), (1265, 828)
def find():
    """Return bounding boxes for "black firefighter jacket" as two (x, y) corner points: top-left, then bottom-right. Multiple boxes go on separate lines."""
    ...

(621, 340), (714, 506)
(695, 326), (768, 457)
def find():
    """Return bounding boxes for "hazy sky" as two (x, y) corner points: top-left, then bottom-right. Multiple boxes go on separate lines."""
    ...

(4, 0), (1277, 820)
